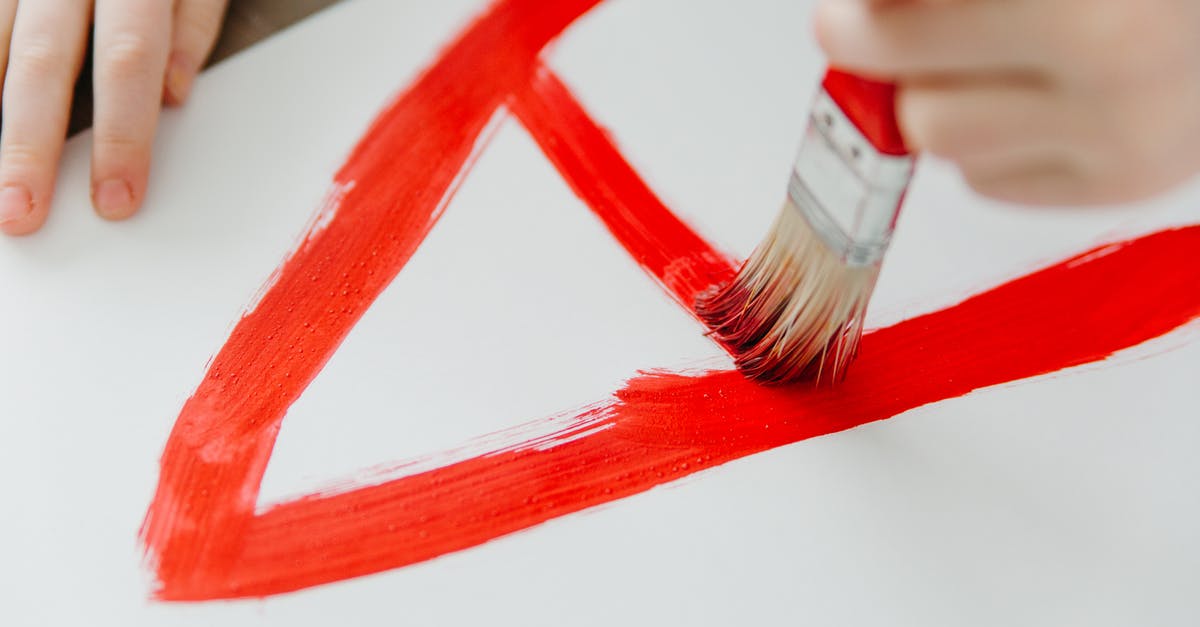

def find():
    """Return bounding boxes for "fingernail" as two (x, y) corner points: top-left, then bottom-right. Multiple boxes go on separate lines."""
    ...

(0, 186), (32, 225)
(165, 62), (194, 105)
(94, 179), (133, 220)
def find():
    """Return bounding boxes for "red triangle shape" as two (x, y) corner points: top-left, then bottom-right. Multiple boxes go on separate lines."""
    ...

(140, 0), (1200, 600)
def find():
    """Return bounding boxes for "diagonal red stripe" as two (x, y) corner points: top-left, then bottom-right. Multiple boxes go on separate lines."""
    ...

(509, 66), (739, 312)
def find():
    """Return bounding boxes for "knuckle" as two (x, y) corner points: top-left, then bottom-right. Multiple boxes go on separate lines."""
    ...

(92, 130), (149, 164)
(0, 140), (47, 173)
(7, 36), (70, 81)
(100, 33), (159, 80)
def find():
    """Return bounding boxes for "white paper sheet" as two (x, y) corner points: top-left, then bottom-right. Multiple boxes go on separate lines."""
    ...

(2, 1), (1197, 625)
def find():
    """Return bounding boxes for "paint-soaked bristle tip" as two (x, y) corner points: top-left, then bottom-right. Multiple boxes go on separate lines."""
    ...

(696, 201), (881, 384)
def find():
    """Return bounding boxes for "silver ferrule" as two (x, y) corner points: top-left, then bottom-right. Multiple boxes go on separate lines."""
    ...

(788, 89), (915, 266)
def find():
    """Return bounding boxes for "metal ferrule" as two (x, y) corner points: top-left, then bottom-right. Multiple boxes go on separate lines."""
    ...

(787, 89), (915, 266)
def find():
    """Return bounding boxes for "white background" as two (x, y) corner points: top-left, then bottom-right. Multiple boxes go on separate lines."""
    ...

(1, 1), (1197, 625)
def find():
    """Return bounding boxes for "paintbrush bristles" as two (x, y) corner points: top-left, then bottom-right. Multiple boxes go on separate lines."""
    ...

(697, 200), (880, 384)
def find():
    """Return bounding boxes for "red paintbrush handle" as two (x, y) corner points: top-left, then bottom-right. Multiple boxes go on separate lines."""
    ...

(821, 69), (908, 157)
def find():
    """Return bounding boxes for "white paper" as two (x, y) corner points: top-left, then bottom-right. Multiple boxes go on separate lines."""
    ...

(1, 1), (1198, 625)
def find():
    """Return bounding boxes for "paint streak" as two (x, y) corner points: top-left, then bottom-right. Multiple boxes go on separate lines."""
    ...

(140, 0), (604, 600)
(508, 68), (738, 308)
(141, 0), (1200, 602)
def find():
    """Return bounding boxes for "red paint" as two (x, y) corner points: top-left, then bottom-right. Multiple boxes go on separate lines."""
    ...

(141, 0), (1200, 601)
(140, 0), (605, 599)
(509, 68), (738, 308)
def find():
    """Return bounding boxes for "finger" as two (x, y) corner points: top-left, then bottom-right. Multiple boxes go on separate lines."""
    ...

(897, 80), (1091, 161)
(967, 148), (1200, 207)
(960, 155), (1094, 206)
(92, 0), (173, 220)
(0, 0), (91, 235)
(0, 0), (19, 103)
(164, 0), (229, 105)
(815, 0), (1046, 78)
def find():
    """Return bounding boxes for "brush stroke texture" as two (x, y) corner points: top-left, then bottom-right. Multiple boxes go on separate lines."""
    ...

(141, 0), (1200, 600)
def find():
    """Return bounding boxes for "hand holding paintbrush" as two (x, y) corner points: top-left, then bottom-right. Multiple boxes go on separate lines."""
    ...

(701, 0), (1200, 384)
(818, 0), (1200, 206)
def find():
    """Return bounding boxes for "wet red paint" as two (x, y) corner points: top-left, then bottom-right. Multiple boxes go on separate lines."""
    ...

(141, 0), (1200, 602)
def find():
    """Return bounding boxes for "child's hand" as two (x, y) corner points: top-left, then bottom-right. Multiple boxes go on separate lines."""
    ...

(0, 0), (228, 235)
(816, 0), (1200, 206)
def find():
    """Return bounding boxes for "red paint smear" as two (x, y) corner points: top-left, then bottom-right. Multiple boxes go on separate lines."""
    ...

(140, 0), (1200, 601)
(141, 0), (603, 600)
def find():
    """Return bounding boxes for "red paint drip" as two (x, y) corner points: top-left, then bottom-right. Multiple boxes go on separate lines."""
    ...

(141, 0), (1200, 601)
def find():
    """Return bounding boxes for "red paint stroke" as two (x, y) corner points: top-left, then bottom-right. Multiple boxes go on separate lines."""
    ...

(141, 0), (605, 599)
(508, 69), (737, 308)
(140, 0), (1200, 601)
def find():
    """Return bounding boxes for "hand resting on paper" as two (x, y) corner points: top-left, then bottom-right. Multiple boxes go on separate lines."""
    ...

(0, 0), (229, 236)
(816, 0), (1200, 206)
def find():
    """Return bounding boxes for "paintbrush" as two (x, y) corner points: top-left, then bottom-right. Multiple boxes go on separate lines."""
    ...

(697, 69), (914, 384)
